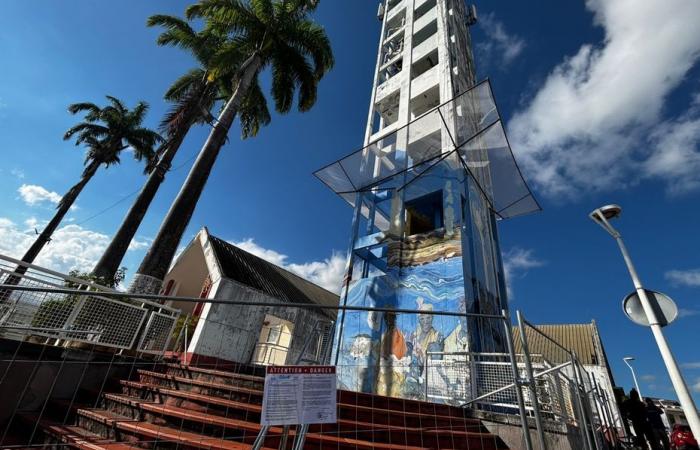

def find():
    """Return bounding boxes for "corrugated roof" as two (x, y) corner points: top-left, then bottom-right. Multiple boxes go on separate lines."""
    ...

(207, 235), (340, 313)
(511, 323), (600, 366)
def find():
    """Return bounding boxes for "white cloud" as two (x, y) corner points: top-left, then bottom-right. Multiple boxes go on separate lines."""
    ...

(230, 238), (345, 294)
(693, 378), (700, 393)
(0, 217), (141, 275)
(10, 168), (25, 179)
(18, 184), (62, 206)
(641, 374), (656, 382)
(644, 96), (700, 194)
(665, 268), (700, 287)
(502, 247), (545, 298)
(477, 12), (525, 67)
(679, 308), (700, 318)
(128, 238), (151, 252)
(510, 0), (700, 198)
(682, 362), (700, 370)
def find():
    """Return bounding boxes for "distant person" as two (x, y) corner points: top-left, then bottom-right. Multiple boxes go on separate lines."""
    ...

(645, 398), (670, 450)
(624, 389), (652, 449)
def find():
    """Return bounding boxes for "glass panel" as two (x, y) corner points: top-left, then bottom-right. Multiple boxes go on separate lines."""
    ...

(314, 80), (540, 220)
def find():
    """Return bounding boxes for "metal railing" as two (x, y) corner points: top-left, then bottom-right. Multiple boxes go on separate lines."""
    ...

(0, 253), (180, 354)
(0, 254), (625, 450)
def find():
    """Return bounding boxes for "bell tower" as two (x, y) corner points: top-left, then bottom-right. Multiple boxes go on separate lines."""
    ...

(315, 0), (539, 401)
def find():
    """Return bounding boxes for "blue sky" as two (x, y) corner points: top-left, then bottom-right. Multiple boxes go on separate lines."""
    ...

(1, 1), (700, 403)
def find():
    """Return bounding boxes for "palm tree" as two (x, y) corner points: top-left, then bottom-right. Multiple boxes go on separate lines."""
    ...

(129, 0), (333, 294)
(18, 97), (162, 272)
(91, 15), (271, 281)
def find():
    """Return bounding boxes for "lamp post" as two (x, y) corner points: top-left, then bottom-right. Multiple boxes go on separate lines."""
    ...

(623, 357), (643, 400)
(589, 204), (700, 438)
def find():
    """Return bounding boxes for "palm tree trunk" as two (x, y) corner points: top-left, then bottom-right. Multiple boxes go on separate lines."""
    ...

(14, 161), (100, 278)
(1, 165), (98, 300)
(130, 54), (263, 294)
(91, 127), (189, 282)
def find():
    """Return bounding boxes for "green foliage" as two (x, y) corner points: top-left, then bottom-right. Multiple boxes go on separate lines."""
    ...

(148, 12), (271, 141)
(31, 297), (76, 330)
(171, 314), (200, 351)
(67, 267), (127, 289)
(63, 97), (164, 175)
(30, 267), (127, 335)
(181, 0), (334, 139)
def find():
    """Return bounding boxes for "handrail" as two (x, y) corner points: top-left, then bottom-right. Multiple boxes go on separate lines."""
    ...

(0, 284), (503, 319)
(461, 360), (573, 407)
(0, 256), (179, 314)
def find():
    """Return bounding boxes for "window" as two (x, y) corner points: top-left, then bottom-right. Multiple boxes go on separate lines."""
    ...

(405, 190), (443, 236)
(266, 324), (282, 344)
(411, 49), (439, 80)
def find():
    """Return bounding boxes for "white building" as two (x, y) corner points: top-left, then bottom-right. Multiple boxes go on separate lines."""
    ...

(513, 322), (625, 433)
(161, 228), (338, 368)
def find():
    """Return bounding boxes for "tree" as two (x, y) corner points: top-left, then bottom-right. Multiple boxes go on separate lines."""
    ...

(18, 97), (162, 271)
(129, 0), (334, 294)
(91, 14), (271, 281)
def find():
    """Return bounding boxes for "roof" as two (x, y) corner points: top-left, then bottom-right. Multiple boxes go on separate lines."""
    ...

(511, 323), (601, 366)
(207, 235), (340, 315)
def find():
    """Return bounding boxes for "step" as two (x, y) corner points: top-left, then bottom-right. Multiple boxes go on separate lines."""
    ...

(136, 369), (264, 402)
(105, 392), (502, 450)
(108, 391), (487, 447)
(122, 379), (485, 431)
(41, 422), (141, 450)
(75, 408), (270, 450)
(166, 363), (264, 383)
(165, 364), (264, 390)
(95, 396), (432, 450)
(170, 365), (466, 418)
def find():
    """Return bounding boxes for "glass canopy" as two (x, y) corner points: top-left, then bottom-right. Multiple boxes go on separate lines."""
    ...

(314, 79), (541, 220)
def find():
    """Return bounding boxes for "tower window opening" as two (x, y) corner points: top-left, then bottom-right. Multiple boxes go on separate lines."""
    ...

(380, 58), (403, 83)
(413, 19), (438, 47)
(375, 92), (400, 128)
(410, 85), (440, 119)
(382, 35), (404, 64)
(414, 0), (437, 21)
(405, 190), (444, 236)
(386, 0), (403, 13)
(411, 48), (439, 79)
(385, 8), (406, 37)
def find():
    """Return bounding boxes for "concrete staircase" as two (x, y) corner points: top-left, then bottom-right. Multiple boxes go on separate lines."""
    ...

(34, 363), (509, 449)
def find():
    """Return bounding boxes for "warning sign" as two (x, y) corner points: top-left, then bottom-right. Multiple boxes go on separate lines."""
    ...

(260, 366), (337, 426)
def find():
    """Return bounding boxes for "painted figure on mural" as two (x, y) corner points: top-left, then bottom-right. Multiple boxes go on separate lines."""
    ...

(408, 298), (444, 382)
(375, 312), (409, 397)
(338, 333), (376, 392)
(444, 298), (469, 355)
(441, 298), (470, 399)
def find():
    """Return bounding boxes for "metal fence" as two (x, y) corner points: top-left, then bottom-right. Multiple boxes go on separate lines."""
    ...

(0, 255), (627, 450)
(0, 253), (180, 354)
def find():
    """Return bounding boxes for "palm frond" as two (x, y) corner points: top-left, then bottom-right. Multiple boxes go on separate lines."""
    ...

(239, 79), (271, 139)
(129, 101), (150, 127)
(164, 68), (207, 102)
(67, 102), (101, 117)
(63, 123), (109, 142)
(105, 96), (127, 115)
(186, 0), (260, 36)
(283, 19), (334, 77)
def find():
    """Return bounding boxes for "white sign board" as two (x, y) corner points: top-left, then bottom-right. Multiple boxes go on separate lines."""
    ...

(260, 366), (337, 426)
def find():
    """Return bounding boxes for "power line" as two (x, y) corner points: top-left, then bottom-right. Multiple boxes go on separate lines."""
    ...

(73, 152), (198, 227)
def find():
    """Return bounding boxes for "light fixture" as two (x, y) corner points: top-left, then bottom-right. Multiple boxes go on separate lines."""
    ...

(590, 204), (622, 222)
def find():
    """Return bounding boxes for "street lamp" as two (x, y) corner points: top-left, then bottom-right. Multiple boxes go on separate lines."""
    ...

(590, 204), (700, 438)
(623, 356), (643, 399)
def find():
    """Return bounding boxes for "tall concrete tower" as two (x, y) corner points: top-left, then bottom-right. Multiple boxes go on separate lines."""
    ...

(315, 0), (539, 401)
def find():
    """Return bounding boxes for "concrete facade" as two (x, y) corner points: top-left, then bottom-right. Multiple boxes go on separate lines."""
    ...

(328, 1), (514, 401)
